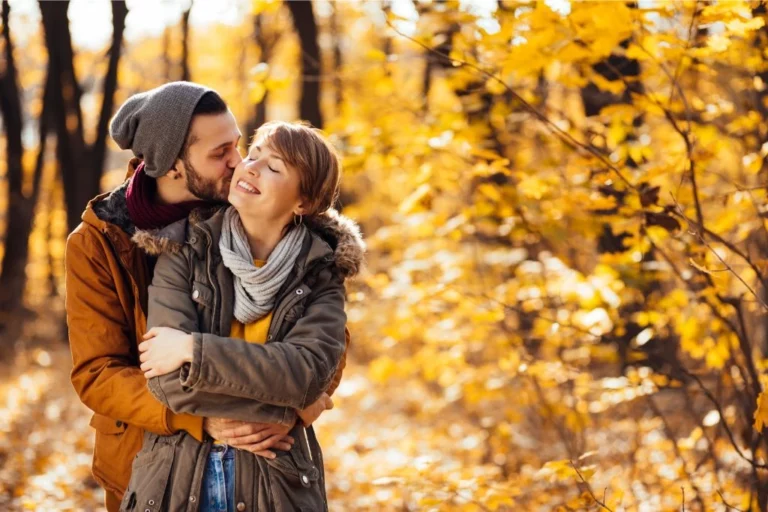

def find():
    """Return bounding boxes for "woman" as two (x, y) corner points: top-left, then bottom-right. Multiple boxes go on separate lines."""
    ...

(120, 121), (365, 512)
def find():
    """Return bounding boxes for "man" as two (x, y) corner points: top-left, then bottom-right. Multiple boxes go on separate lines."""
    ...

(65, 82), (345, 511)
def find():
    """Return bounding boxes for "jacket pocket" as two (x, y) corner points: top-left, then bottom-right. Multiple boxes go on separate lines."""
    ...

(264, 426), (326, 512)
(274, 286), (311, 340)
(119, 436), (176, 512)
(90, 414), (131, 496)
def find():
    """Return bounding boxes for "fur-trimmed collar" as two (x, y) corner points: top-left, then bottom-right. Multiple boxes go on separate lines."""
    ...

(133, 207), (366, 278)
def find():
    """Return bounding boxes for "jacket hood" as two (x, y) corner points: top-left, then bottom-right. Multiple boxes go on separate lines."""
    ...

(133, 207), (366, 279)
(81, 158), (141, 235)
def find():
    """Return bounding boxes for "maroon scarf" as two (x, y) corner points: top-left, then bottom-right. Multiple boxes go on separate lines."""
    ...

(126, 162), (210, 231)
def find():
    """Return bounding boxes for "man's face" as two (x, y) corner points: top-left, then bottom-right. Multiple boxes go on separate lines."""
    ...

(178, 111), (242, 202)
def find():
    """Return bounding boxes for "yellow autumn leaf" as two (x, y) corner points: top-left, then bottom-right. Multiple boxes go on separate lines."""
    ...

(754, 392), (768, 432)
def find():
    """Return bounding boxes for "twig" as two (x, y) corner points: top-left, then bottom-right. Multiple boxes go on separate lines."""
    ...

(717, 490), (748, 512)
(680, 368), (768, 469)
(670, 196), (768, 311)
(570, 461), (615, 512)
(532, 376), (578, 458)
(646, 396), (706, 510)
(668, 5), (699, 116)
(670, 204), (768, 289)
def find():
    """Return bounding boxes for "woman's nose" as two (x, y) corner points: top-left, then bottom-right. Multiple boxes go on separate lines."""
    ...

(246, 160), (262, 176)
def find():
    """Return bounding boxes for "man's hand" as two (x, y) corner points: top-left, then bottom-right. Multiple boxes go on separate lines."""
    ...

(204, 418), (295, 459)
(298, 393), (333, 427)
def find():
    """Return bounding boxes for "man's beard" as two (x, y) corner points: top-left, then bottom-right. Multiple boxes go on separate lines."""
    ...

(183, 156), (231, 203)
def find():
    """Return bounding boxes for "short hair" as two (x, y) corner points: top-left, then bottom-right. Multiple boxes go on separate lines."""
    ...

(177, 91), (228, 160)
(252, 121), (341, 219)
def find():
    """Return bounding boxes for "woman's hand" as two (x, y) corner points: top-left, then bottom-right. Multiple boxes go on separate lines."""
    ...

(298, 393), (334, 427)
(139, 327), (194, 379)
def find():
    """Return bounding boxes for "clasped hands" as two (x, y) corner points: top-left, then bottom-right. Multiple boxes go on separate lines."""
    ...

(138, 326), (334, 457)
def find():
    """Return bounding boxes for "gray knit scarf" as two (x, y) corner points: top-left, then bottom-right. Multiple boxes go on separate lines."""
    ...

(219, 206), (308, 324)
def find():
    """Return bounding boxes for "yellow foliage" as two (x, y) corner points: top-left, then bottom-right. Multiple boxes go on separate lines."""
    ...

(754, 391), (768, 432)
(6, 1), (768, 509)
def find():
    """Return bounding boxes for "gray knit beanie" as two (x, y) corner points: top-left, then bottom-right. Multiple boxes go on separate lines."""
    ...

(110, 81), (212, 178)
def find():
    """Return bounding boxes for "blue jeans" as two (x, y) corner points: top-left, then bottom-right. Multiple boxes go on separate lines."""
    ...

(200, 445), (236, 512)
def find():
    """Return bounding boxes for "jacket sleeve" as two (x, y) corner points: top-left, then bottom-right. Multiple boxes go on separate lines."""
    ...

(66, 228), (173, 435)
(147, 247), (297, 426)
(325, 327), (349, 397)
(178, 267), (347, 410)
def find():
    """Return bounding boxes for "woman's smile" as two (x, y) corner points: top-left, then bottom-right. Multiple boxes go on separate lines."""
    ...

(236, 179), (261, 195)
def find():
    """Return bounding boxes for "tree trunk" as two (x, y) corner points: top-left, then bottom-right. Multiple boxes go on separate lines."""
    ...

(381, 0), (393, 77)
(246, 13), (278, 138)
(253, 14), (269, 131)
(0, 1), (49, 337)
(163, 26), (171, 81)
(286, 0), (323, 128)
(91, 0), (127, 185)
(181, 4), (191, 81)
(330, 2), (343, 115)
(751, 3), (768, 361)
(40, 0), (128, 235)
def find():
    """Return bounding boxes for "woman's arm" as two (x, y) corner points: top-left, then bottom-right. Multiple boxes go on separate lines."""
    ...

(177, 266), (347, 411)
(149, 373), (296, 426)
(146, 247), (297, 425)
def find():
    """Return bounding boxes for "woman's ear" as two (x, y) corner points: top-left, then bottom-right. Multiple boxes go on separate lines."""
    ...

(293, 199), (309, 217)
(166, 162), (184, 180)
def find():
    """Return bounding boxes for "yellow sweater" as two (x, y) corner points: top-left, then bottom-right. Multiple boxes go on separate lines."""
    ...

(229, 259), (274, 343)
(169, 259), (273, 442)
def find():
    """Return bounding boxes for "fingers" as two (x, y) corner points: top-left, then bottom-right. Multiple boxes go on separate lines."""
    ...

(228, 431), (295, 448)
(251, 449), (277, 459)
(143, 368), (158, 379)
(241, 433), (288, 455)
(299, 410), (316, 427)
(142, 328), (157, 341)
(139, 351), (149, 363)
(219, 422), (272, 439)
(226, 431), (271, 447)
(271, 441), (293, 451)
(325, 395), (334, 410)
(138, 340), (151, 352)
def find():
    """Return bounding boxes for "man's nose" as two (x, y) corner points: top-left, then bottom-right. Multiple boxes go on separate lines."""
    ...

(229, 148), (243, 167)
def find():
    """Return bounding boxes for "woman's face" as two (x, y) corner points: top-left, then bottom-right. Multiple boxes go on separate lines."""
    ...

(228, 139), (304, 224)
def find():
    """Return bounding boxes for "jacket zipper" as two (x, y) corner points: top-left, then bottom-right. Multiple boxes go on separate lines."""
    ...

(302, 426), (314, 462)
(202, 229), (221, 336)
(190, 439), (214, 511)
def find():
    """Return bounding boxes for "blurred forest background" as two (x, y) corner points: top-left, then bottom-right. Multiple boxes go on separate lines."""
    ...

(4, 0), (768, 510)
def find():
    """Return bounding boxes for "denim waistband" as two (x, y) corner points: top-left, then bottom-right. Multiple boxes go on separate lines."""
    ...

(209, 444), (235, 459)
